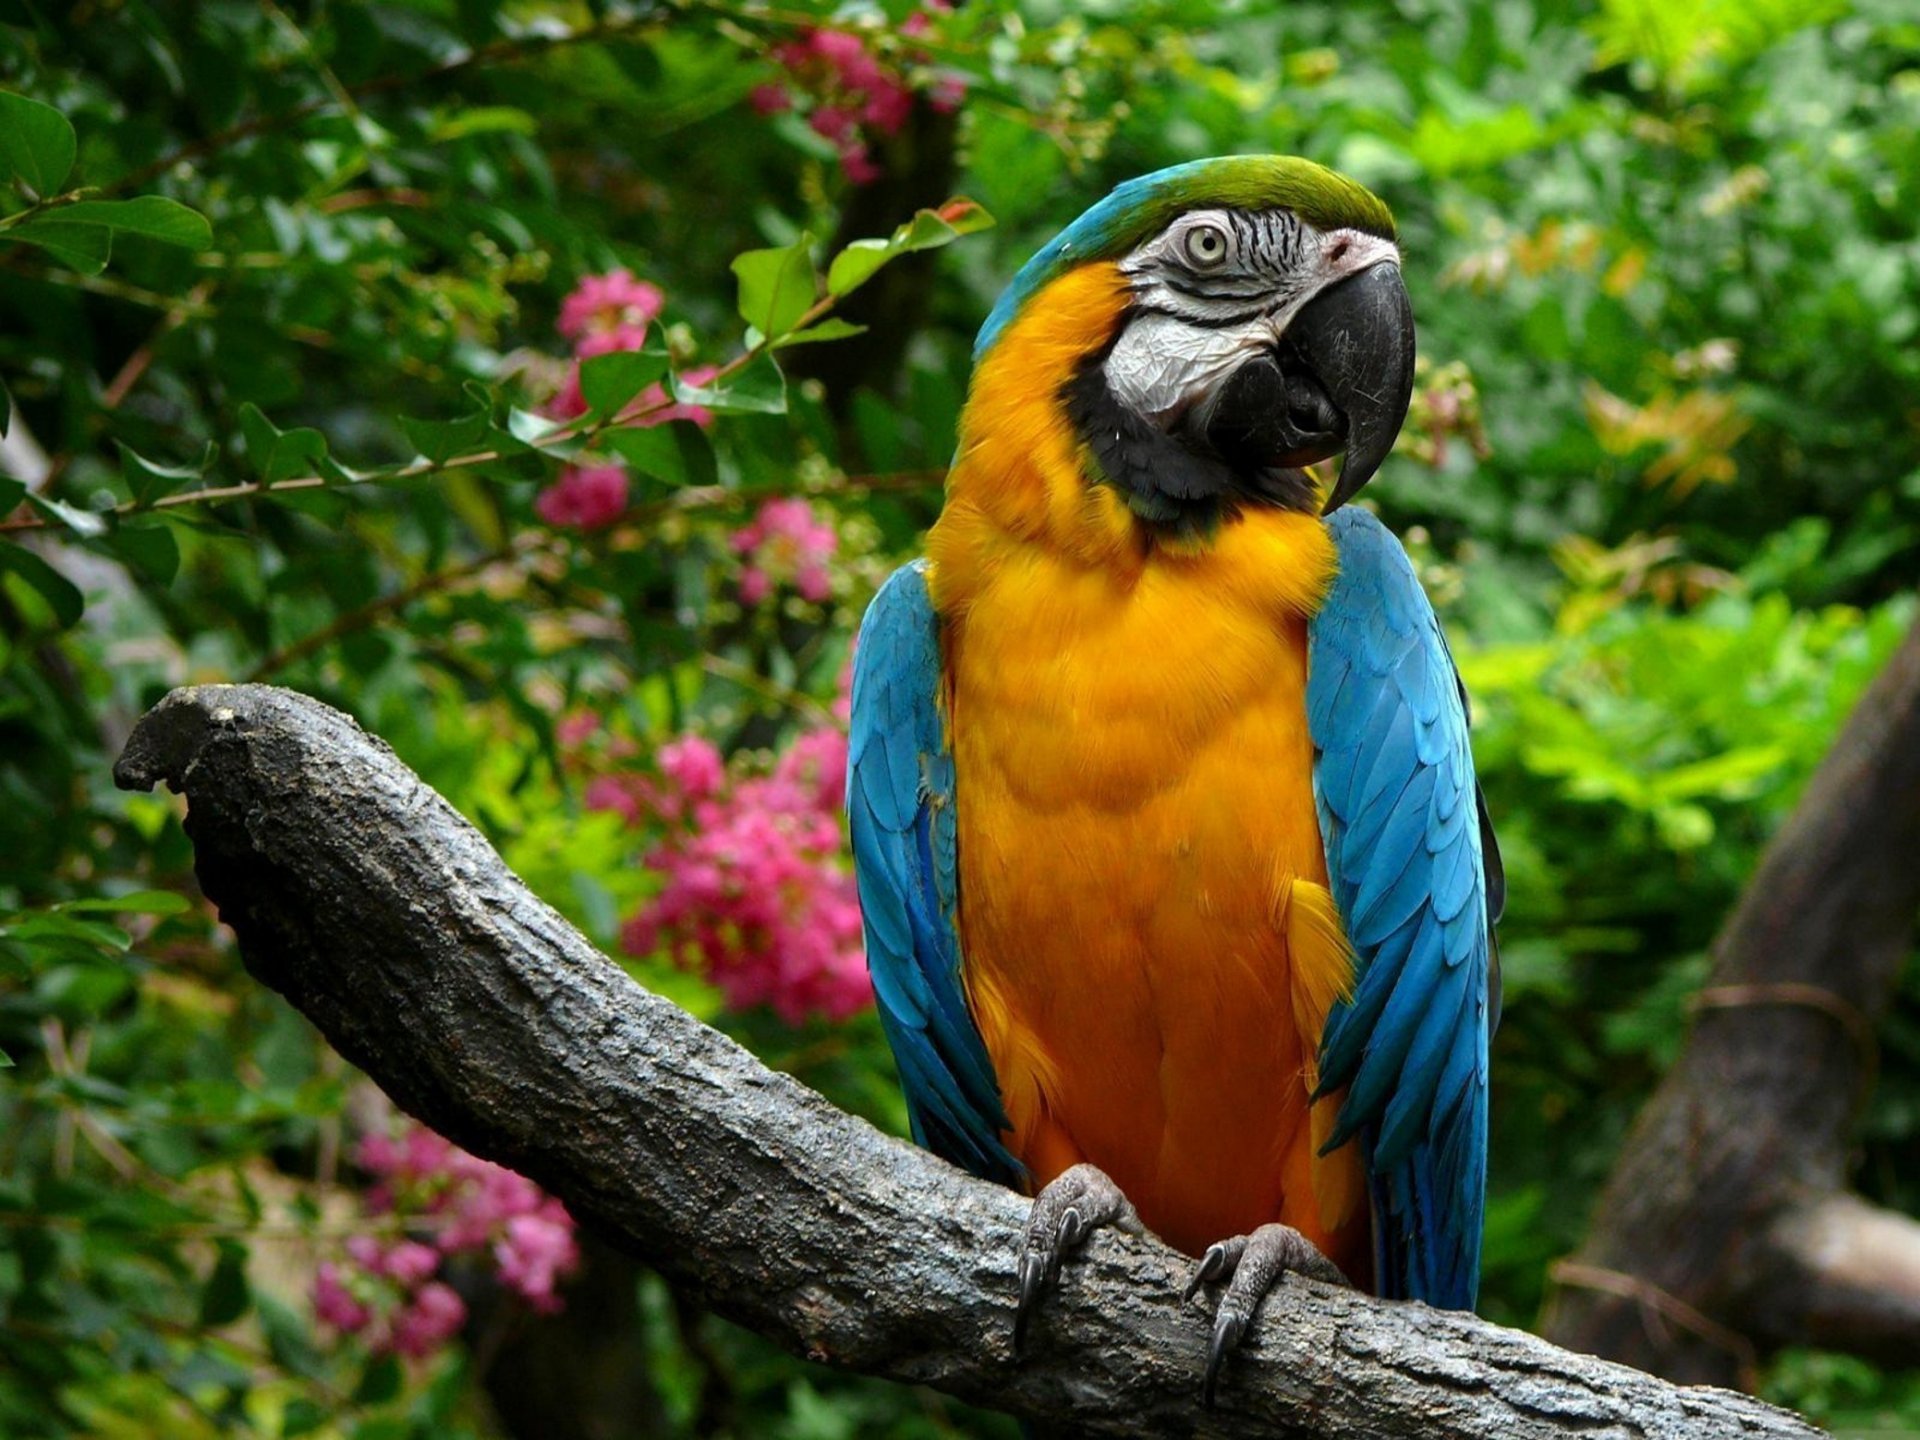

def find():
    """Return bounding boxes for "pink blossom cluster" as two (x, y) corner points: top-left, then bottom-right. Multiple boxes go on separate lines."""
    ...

(590, 713), (871, 1025)
(534, 269), (718, 530)
(730, 497), (837, 605)
(752, 9), (966, 185)
(313, 1121), (582, 1358)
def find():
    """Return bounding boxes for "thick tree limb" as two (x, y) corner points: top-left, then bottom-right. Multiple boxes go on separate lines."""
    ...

(1546, 615), (1920, 1383)
(114, 684), (1818, 1439)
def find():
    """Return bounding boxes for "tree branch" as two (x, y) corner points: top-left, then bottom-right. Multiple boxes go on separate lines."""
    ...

(113, 684), (1819, 1439)
(1545, 614), (1920, 1383)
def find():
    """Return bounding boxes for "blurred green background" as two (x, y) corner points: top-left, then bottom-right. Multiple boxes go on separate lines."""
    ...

(3, 0), (1919, 1435)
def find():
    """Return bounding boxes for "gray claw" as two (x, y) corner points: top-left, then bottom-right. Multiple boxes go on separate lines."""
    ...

(1186, 1223), (1350, 1407)
(1012, 1164), (1140, 1354)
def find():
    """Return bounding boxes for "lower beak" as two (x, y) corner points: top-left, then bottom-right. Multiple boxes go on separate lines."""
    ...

(1199, 260), (1416, 514)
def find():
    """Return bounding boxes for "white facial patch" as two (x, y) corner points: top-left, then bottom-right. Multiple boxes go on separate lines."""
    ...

(1104, 310), (1278, 426)
(1103, 211), (1401, 428)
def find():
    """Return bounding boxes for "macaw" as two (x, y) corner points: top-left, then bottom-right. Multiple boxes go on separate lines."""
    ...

(846, 155), (1502, 1398)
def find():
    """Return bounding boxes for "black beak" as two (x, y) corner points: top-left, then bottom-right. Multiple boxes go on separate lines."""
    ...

(1200, 260), (1415, 514)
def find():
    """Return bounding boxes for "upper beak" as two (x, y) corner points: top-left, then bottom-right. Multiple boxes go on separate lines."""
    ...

(1198, 260), (1415, 514)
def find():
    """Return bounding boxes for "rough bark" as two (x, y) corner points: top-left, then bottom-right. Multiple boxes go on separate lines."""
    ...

(114, 683), (1821, 1439)
(1545, 614), (1920, 1384)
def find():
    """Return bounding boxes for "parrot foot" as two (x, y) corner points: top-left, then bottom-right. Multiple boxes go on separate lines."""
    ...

(1183, 1223), (1350, 1406)
(1013, 1163), (1142, 1354)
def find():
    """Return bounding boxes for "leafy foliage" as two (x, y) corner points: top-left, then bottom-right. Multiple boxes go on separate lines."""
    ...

(2, 0), (1917, 1435)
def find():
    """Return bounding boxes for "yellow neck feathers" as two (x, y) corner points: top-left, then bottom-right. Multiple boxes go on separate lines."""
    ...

(929, 264), (1337, 622)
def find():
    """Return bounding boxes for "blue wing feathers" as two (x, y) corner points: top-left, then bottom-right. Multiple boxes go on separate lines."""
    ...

(847, 562), (1021, 1186)
(1309, 507), (1494, 1311)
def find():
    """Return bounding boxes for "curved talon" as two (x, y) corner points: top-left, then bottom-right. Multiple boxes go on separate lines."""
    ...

(1183, 1240), (1232, 1303)
(1189, 1223), (1350, 1407)
(1203, 1308), (1247, 1408)
(1011, 1164), (1140, 1355)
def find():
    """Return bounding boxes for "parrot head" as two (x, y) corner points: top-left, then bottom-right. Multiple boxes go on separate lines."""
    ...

(972, 156), (1414, 528)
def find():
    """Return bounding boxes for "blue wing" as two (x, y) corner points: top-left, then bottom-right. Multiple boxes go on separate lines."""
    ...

(1308, 508), (1498, 1310)
(847, 561), (1021, 1186)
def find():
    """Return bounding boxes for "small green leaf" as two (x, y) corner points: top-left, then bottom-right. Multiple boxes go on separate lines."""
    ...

(401, 409), (491, 466)
(52, 197), (212, 249)
(100, 520), (179, 584)
(0, 477), (24, 515)
(605, 422), (717, 488)
(731, 235), (817, 341)
(198, 1241), (251, 1327)
(118, 440), (211, 505)
(237, 404), (328, 485)
(28, 492), (107, 538)
(56, 890), (191, 916)
(826, 198), (993, 298)
(8, 218), (111, 274)
(772, 318), (868, 350)
(0, 542), (84, 627)
(353, 1354), (403, 1407)
(0, 1046), (12, 1068)
(673, 355), (787, 415)
(825, 239), (891, 300)
(429, 106), (537, 142)
(0, 91), (77, 196)
(578, 346), (670, 418)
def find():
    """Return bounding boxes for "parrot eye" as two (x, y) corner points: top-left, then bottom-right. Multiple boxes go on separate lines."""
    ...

(1181, 222), (1231, 269)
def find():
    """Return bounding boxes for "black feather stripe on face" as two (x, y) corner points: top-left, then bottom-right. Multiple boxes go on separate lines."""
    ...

(1061, 343), (1318, 539)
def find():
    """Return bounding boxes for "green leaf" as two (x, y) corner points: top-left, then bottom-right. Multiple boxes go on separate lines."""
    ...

(99, 520), (180, 584)
(0, 1046), (11, 1068)
(578, 346), (670, 417)
(0, 91), (76, 196)
(772, 318), (868, 350)
(50, 197), (212, 249)
(237, 404), (328, 485)
(826, 197), (994, 298)
(56, 890), (190, 916)
(1, 375), (11, 437)
(8, 218), (110, 274)
(353, 1354), (403, 1407)
(605, 422), (717, 488)
(0, 476), (24, 516)
(674, 355), (786, 415)
(0, 542), (84, 627)
(429, 106), (538, 141)
(401, 409), (491, 466)
(198, 1241), (250, 1327)
(118, 440), (211, 505)
(27, 492), (107, 538)
(731, 235), (816, 341)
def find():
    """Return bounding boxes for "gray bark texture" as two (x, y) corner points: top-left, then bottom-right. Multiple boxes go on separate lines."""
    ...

(113, 683), (1822, 1440)
(1544, 615), (1920, 1385)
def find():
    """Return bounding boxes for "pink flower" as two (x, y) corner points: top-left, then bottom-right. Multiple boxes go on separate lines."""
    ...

(810, 30), (881, 91)
(619, 719), (872, 1025)
(558, 270), (664, 345)
(730, 498), (837, 604)
(809, 104), (856, 144)
(557, 712), (600, 748)
(839, 141), (882, 186)
(536, 464), (629, 530)
(392, 1282), (467, 1358)
(315, 1262), (371, 1333)
(659, 736), (726, 804)
(861, 79), (912, 136)
(494, 1209), (580, 1312)
(749, 82), (791, 115)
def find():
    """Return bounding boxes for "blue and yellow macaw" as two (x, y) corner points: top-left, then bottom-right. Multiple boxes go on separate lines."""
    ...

(847, 156), (1502, 1398)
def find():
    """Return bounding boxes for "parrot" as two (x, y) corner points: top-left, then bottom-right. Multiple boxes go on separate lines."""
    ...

(845, 155), (1502, 1400)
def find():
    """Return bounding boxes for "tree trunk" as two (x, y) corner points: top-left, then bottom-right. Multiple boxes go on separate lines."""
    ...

(114, 683), (1822, 1439)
